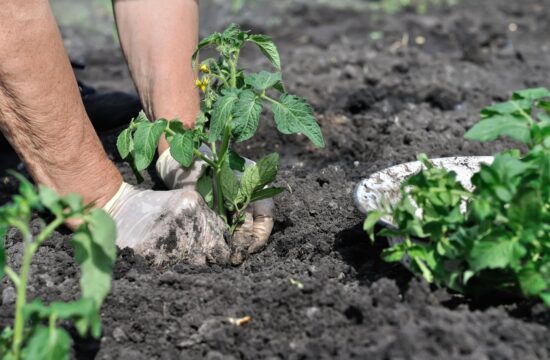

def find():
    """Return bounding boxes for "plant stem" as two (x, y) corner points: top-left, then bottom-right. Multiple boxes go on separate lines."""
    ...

(261, 94), (282, 106)
(214, 166), (227, 223)
(193, 148), (217, 169)
(11, 217), (63, 360)
(229, 52), (239, 88)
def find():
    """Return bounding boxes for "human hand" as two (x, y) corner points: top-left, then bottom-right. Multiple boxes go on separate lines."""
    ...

(103, 183), (230, 265)
(155, 149), (275, 264)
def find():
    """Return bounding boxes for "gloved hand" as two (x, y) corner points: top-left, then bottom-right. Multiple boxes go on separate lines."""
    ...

(156, 147), (274, 265)
(103, 182), (230, 265)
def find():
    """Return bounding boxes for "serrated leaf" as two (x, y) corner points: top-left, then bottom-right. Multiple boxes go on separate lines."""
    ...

(272, 94), (325, 148)
(22, 326), (71, 360)
(232, 90), (262, 142)
(245, 71), (282, 91)
(133, 120), (167, 171)
(464, 115), (531, 145)
(250, 187), (285, 203)
(248, 34), (281, 70)
(170, 131), (194, 167)
(192, 32), (222, 68)
(197, 171), (214, 208)
(209, 89), (240, 142)
(117, 128), (133, 159)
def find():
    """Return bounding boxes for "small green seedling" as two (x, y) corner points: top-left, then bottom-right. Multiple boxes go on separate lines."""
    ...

(365, 88), (550, 305)
(118, 24), (324, 231)
(0, 174), (116, 360)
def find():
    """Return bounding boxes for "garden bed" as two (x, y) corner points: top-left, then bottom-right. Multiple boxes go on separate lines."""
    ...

(2, 0), (550, 358)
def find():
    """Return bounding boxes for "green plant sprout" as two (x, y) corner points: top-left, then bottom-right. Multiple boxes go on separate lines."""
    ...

(0, 174), (116, 360)
(117, 24), (325, 231)
(365, 88), (550, 305)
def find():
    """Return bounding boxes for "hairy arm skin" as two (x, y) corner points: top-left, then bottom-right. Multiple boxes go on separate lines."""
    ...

(0, 0), (122, 209)
(112, 0), (200, 155)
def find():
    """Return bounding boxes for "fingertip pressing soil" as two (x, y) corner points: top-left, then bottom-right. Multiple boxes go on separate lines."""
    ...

(2, 0), (550, 359)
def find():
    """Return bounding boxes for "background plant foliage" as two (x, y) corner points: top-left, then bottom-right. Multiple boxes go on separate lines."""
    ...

(365, 88), (550, 305)
(0, 175), (116, 360)
(118, 24), (324, 230)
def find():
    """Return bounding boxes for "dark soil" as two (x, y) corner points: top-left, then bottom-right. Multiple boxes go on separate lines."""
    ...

(2, 0), (550, 359)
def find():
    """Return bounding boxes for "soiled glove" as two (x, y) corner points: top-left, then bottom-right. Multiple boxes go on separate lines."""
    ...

(103, 182), (230, 265)
(156, 149), (274, 265)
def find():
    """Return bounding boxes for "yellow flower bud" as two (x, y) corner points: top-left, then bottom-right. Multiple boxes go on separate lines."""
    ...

(200, 64), (210, 73)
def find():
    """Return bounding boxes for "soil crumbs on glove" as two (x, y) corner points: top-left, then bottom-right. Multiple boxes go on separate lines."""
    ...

(2, 0), (550, 359)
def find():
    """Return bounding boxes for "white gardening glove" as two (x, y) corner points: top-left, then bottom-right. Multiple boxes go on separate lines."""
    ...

(103, 182), (231, 265)
(156, 148), (275, 265)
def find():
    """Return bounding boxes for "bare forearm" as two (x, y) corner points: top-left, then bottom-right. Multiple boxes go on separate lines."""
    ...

(112, 0), (200, 129)
(0, 1), (121, 207)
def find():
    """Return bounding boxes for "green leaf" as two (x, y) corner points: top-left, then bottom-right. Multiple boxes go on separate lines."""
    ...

(245, 71), (282, 91)
(38, 186), (62, 216)
(116, 128), (133, 159)
(228, 150), (246, 172)
(239, 154), (279, 201)
(272, 94), (325, 148)
(381, 245), (406, 262)
(363, 210), (383, 241)
(468, 239), (517, 271)
(87, 209), (117, 263)
(169, 131), (195, 167)
(133, 120), (167, 172)
(464, 115), (531, 145)
(250, 187), (285, 203)
(72, 209), (116, 337)
(62, 193), (84, 214)
(480, 100), (532, 117)
(255, 153), (279, 186)
(247, 34), (281, 70)
(197, 171), (214, 208)
(22, 326), (71, 360)
(220, 161), (240, 204)
(9, 172), (40, 209)
(209, 89), (240, 143)
(232, 90), (262, 142)
(24, 299), (95, 322)
(518, 268), (548, 296)
(192, 32), (222, 68)
(513, 87), (550, 101)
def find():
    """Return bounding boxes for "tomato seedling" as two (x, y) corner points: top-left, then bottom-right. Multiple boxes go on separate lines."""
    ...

(117, 24), (324, 231)
(365, 88), (550, 305)
(0, 174), (116, 360)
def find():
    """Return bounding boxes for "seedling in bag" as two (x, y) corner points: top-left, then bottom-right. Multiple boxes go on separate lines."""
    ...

(0, 174), (116, 360)
(364, 88), (550, 306)
(117, 24), (325, 231)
